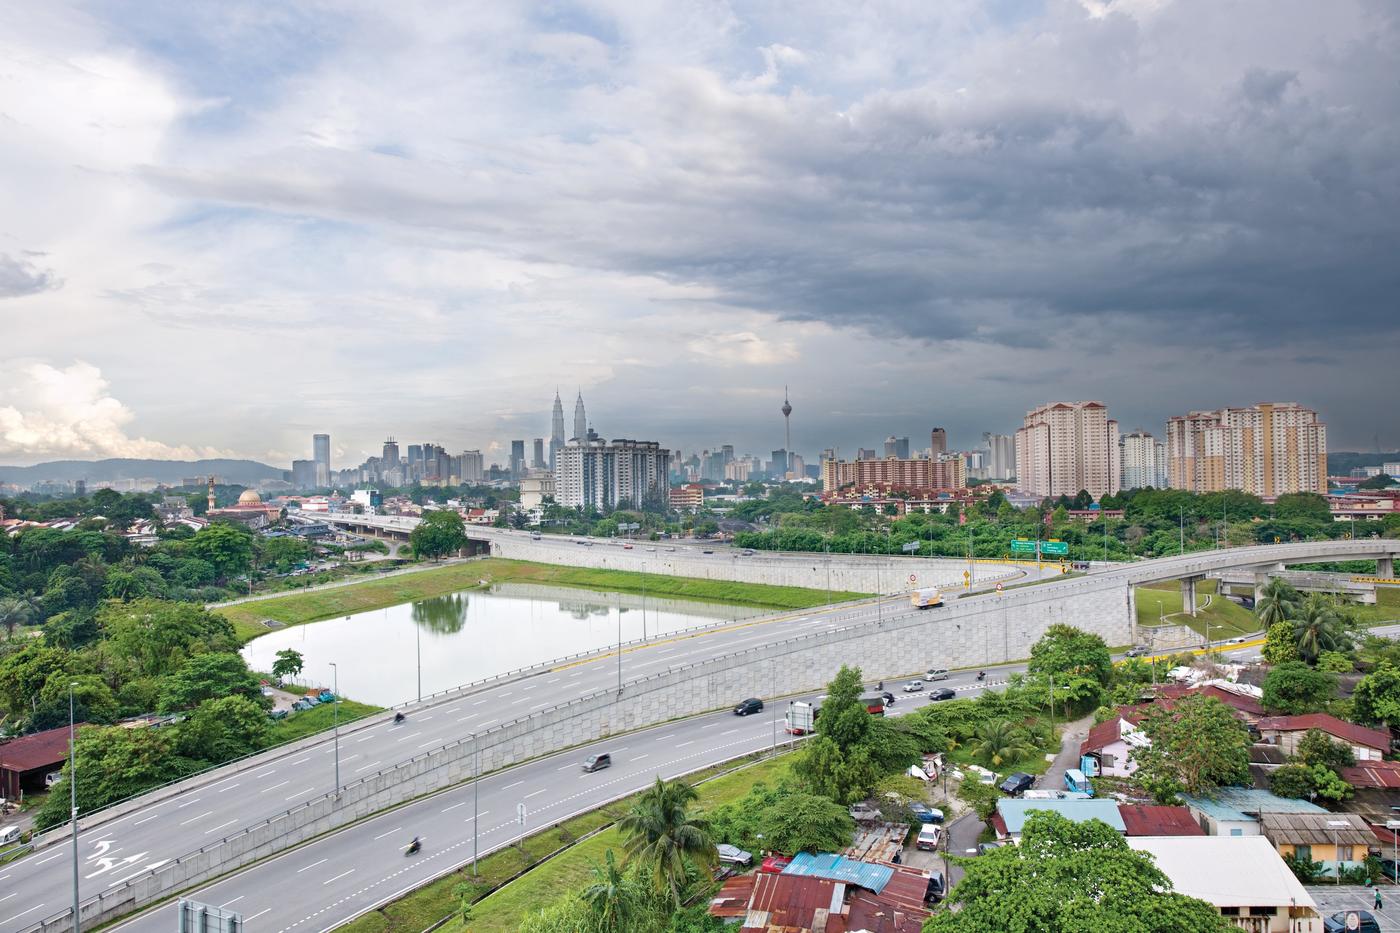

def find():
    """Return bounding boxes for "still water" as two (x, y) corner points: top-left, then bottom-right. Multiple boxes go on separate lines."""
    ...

(241, 583), (763, 707)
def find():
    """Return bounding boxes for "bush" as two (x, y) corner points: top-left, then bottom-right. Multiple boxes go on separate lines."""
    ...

(1317, 651), (1354, 673)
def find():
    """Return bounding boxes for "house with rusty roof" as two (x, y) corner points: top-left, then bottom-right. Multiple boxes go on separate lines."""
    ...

(1152, 682), (1266, 722)
(1256, 811), (1376, 877)
(1080, 708), (1151, 777)
(1255, 714), (1391, 761)
(708, 856), (931, 933)
(0, 724), (86, 801)
(1117, 805), (1205, 837)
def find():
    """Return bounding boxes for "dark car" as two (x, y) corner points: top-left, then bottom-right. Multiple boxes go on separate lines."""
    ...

(734, 697), (764, 716)
(977, 841), (1002, 856)
(881, 691), (896, 706)
(1324, 910), (1381, 933)
(999, 772), (1035, 796)
(909, 803), (945, 824)
(924, 871), (946, 904)
(929, 687), (956, 701)
(582, 753), (612, 773)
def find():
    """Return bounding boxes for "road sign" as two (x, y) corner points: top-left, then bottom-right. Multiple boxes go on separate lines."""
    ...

(996, 582), (1003, 594)
(178, 899), (242, 932)
(1010, 539), (1037, 555)
(517, 803), (527, 825)
(901, 541), (919, 553)
(1041, 540), (1069, 556)
(908, 573), (917, 584)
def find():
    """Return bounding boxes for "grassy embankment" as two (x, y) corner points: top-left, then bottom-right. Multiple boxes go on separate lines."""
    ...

(1134, 579), (1260, 640)
(340, 753), (795, 933)
(216, 558), (868, 643)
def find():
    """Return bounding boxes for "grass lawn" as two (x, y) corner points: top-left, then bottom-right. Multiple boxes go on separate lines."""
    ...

(265, 699), (382, 744)
(338, 753), (794, 933)
(1135, 580), (1260, 640)
(217, 559), (867, 643)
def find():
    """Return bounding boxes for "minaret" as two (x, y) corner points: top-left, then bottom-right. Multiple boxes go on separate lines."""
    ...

(206, 476), (216, 512)
(573, 391), (588, 442)
(781, 386), (793, 476)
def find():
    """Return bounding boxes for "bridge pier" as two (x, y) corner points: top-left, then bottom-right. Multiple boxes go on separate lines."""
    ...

(1255, 572), (1270, 606)
(1181, 576), (1201, 617)
(1380, 556), (1394, 579)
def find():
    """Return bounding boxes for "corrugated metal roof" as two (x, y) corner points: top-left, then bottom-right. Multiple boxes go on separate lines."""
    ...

(1127, 837), (1318, 910)
(1258, 811), (1375, 847)
(783, 852), (894, 893)
(1342, 760), (1400, 789)
(1118, 805), (1206, 837)
(995, 797), (1127, 834)
(1256, 714), (1391, 751)
(0, 723), (88, 773)
(1182, 787), (1328, 822)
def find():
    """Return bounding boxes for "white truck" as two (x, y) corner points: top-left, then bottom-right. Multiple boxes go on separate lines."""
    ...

(910, 587), (943, 609)
(785, 700), (819, 735)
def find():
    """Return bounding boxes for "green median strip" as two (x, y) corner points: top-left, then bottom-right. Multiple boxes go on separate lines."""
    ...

(339, 752), (794, 933)
(217, 558), (867, 643)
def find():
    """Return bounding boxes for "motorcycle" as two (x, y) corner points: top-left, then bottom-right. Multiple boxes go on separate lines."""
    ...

(405, 837), (421, 856)
(394, 712), (406, 724)
(976, 671), (986, 682)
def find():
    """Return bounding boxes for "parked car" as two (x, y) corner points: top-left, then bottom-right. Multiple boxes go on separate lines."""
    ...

(999, 772), (1035, 796)
(915, 824), (942, 851)
(1380, 857), (1400, 882)
(759, 855), (792, 874)
(925, 669), (950, 681)
(902, 680), (925, 693)
(929, 687), (956, 701)
(1125, 646), (1148, 657)
(1325, 911), (1381, 933)
(909, 803), (945, 824)
(924, 871), (946, 903)
(734, 697), (764, 716)
(849, 802), (881, 822)
(976, 841), (1002, 856)
(716, 843), (753, 867)
(581, 753), (612, 773)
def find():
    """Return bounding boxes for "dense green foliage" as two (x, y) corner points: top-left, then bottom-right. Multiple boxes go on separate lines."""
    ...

(926, 811), (1234, 933)
(1130, 695), (1251, 802)
(1027, 624), (1114, 713)
(1261, 662), (1338, 714)
(409, 508), (469, 560)
(706, 780), (854, 856)
(1353, 662), (1400, 725)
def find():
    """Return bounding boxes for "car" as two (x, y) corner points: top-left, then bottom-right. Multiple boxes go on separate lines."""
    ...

(976, 842), (1002, 856)
(702, 549), (714, 554)
(849, 802), (882, 822)
(929, 687), (956, 701)
(734, 697), (764, 716)
(716, 843), (753, 867)
(909, 803), (945, 824)
(1125, 646), (1148, 657)
(581, 753), (612, 773)
(902, 680), (925, 693)
(924, 871), (946, 903)
(1380, 857), (1400, 882)
(1324, 911), (1381, 933)
(623, 543), (633, 549)
(999, 772), (1035, 796)
(666, 546), (676, 552)
(925, 669), (950, 681)
(881, 691), (896, 706)
(759, 855), (792, 874)
(915, 824), (941, 851)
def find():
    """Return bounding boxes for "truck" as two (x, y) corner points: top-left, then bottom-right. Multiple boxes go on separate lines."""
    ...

(910, 587), (943, 610)
(860, 694), (889, 716)
(785, 701), (819, 735)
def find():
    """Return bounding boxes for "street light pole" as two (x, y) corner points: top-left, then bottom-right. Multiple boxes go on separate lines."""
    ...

(70, 682), (80, 933)
(472, 735), (480, 875)
(617, 604), (623, 693)
(330, 662), (340, 795)
(415, 615), (422, 703)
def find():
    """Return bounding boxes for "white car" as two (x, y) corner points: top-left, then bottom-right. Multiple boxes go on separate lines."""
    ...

(716, 843), (753, 867)
(916, 824), (942, 851)
(902, 680), (925, 693)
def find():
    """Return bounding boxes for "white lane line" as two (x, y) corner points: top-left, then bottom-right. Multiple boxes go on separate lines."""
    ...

(503, 780), (524, 790)
(524, 788), (547, 799)
(530, 702), (548, 710)
(568, 671), (585, 678)
(457, 715), (475, 723)
(700, 722), (723, 729)
(372, 826), (402, 841)
(520, 684), (536, 691)
(35, 852), (64, 865)
(179, 810), (214, 826)
(498, 690), (513, 697)
(0, 905), (43, 924)
(291, 756), (311, 765)
(323, 868), (355, 885)
(721, 729), (739, 735)
(219, 896), (244, 908)
(0, 893), (13, 904)
(206, 818), (238, 834)
(253, 767), (277, 777)
(176, 797), (202, 808)
(357, 735), (374, 743)
(658, 734), (675, 740)
(247, 908), (271, 921)
(260, 780), (291, 793)
(217, 782), (241, 793)
(546, 677), (560, 684)
(615, 747), (630, 752)
(417, 714), (433, 721)
(442, 801), (469, 813)
(558, 762), (578, 771)
(133, 813), (160, 826)
(419, 739), (440, 748)
(286, 787), (314, 800)
(296, 858), (329, 873)
(633, 754), (650, 761)
(473, 699), (488, 706)
(354, 760), (381, 773)
(675, 741), (694, 748)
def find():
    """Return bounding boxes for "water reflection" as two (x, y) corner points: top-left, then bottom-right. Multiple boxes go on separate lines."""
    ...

(242, 584), (762, 706)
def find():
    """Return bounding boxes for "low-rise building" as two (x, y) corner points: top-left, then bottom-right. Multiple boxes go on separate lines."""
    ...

(991, 798), (1127, 843)
(1, 724), (88, 800)
(1127, 836), (1322, 933)
(1181, 788), (1328, 837)
(708, 853), (930, 933)
(1080, 708), (1150, 777)
(1118, 805), (1205, 837)
(669, 483), (704, 512)
(1256, 811), (1375, 877)
(1255, 714), (1390, 761)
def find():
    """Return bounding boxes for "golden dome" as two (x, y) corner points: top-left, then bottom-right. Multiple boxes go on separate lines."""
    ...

(237, 489), (263, 506)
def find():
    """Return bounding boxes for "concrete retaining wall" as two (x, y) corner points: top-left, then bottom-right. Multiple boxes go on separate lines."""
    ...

(32, 576), (1132, 931)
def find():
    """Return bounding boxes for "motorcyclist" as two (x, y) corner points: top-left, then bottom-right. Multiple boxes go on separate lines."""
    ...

(407, 835), (421, 854)
(977, 670), (986, 681)
(394, 711), (406, 724)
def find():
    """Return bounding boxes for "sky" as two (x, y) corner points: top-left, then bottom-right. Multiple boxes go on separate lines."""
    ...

(2, 0), (1398, 469)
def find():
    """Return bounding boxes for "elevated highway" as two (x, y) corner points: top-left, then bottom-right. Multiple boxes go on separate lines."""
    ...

(8, 539), (1397, 931)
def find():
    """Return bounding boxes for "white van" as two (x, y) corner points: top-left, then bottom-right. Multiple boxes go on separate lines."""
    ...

(0, 825), (22, 846)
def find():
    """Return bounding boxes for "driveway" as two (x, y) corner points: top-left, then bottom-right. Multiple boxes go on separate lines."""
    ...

(1307, 885), (1399, 930)
(1040, 713), (1095, 793)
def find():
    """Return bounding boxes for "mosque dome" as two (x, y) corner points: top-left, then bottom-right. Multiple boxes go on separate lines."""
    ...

(237, 489), (263, 506)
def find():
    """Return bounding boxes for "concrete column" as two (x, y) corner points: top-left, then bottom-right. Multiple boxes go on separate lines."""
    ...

(1379, 556), (1394, 579)
(1180, 576), (1199, 617)
(1254, 572), (1270, 606)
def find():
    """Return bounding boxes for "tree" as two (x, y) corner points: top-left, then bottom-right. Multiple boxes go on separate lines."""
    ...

(924, 811), (1234, 933)
(958, 777), (1003, 821)
(1271, 762), (1352, 802)
(1296, 728), (1355, 771)
(410, 509), (468, 561)
(30, 673), (119, 729)
(188, 523), (255, 581)
(792, 734), (881, 804)
(1353, 662), (1400, 726)
(271, 649), (305, 682)
(1256, 579), (1300, 628)
(1274, 492), (1333, 524)
(1359, 474), (1395, 490)
(753, 790), (854, 855)
(617, 777), (714, 906)
(259, 536), (312, 571)
(1262, 620), (1300, 665)
(157, 652), (264, 713)
(1028, 624), (1114, 712)
(0, 642), (74, 719)
(35, 725), (193, 830)
(1131, 695), (1251, 801)
(1316, 651), (1354, 673)
(581, 849), (636, 931)
(1261, 662), (1337, 714)
(176, 695), (272, 766)
(1292, 594), (1347, 664)
(100, 598), (238, 677)
(971, 718), (1033, 769)
(0, 596), (35, 638)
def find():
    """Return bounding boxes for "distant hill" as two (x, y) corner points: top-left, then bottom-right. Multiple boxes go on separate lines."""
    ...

(1330, 452), (1400, 475)
(0, 458), (285, 487)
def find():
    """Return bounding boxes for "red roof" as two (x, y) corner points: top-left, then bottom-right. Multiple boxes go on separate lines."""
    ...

(711, 867), (928, 932)
(1255, 714), (1391, 751)
(1340, 760), (1400, 789)
(1153, 684), (1265, 718)
(1081, 716), (1125, 755)
(1118, 805), (1206, 837)
(0, 723), (87, 773)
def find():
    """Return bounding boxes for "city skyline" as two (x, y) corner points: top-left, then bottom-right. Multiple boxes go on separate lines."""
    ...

(2, 2), (1397, 466)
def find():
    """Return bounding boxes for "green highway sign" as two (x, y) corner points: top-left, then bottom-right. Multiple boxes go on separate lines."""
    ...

(1041, 540), (1069, 556)
(1010, 539), (1037, 554)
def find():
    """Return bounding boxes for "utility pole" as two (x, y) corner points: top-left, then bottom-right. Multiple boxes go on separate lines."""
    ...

(416, 616), (422, 702)
(472, 735), (480, 875)
(330, 662), (340, 795)
(70, 683), (81, 933)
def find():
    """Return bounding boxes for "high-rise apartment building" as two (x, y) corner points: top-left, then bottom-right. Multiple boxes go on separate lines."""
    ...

(553, 437), (671, 509)
(460, 450), (484, 484)
(532, 438), (545, 469)
(724, 459), (752, 482)
(884, 436), (910, 460)
(770, 449), (789, 479)
(822, 455), (966, 492)
(929, 428), (947, 458)
(382, 437), (400, 468)
(313, 434), (331, 487)
(1165, 402), (1326, 496)
(510, 440), (526, 479)
(1014, 402), (1120, 499)
(857, 448), (876, 461)
(982, 433), (1017, 480)
(291, 459), (316, 489)
(1120, 430), (1168, 490)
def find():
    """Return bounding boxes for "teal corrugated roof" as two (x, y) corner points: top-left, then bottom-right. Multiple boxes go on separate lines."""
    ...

(996, 798), (1127, 834)
(1182, 788), (1327, 823)
(781, 852), (893, 893)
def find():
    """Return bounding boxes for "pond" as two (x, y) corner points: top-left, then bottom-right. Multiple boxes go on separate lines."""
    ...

(240, 582), (764, 706)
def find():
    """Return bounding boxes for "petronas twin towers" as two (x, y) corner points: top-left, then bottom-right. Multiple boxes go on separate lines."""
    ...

(549, 389), (588, 469)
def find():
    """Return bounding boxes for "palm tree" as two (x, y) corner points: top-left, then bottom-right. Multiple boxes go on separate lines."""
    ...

(617, 777), (714, 906)
(1293, 594), (1344, 664)
(971, 719), (1033, 769)
(0, 596), (34, 639)
(1256, 579), (1300, 627)
(582, 849), (635, 929)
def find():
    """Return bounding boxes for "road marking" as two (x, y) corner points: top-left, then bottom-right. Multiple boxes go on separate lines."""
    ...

(396, 731), (423, 741)
(372, 826), (402, 840)
(524, 788), (547, 799)
(675, 741), (694, 748)
(217, 782), (241, 792)
(206, 819), (238, 834)
(417, 714), (433, 720)
(219, 896), (244, 908)
(355, 760), (381, 772)
(253, 767), (277, 777)
(442, 801), (469, 812)
(419, 739), (440, 748)
(615, 747), (629, 752)
(179, 810), (213, 826)
(569, 670), (585, 677)
(457, 715), (475, 723)
(260, 780), (291, 793)
(498, 690), (512, 697)
(133, 813), (160, 826)
(473, 699), (488, 705)
(503, 780), (524, 790)
(247, 908), (271, 921)
(546, 677), (560, 684)
(357, 735), (374, 742)
(558, 762), (578, 771)
(176, 797), (202, 808)
(0, 893), (13, 904)
(296, 858), (328, 873)
(633, 753), (649, 760)
(721, 729), (739, 735)
(323, 868), (355, 885)
(286, 787), (314, 800)
(35, 852), (64, 865)
(0, 905), (43, 924)
(658, 734), (675, 740)
(291, 756), (310, 765)
(530, 702), (548, 710)
(700, 722), (723, 729)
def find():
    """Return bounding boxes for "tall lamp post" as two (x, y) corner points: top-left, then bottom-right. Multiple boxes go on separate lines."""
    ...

(70, 682), (81, 933)
(329, 662), (341, 795)
(415, 618), (422, 703)
(1327, 819), (1349, 884)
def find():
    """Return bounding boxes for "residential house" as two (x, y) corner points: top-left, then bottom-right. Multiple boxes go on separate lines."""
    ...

(1080, 708), (1150, 777)
(1338, 759), (1400, 790)
(0, 724), (87, 800)
(708, 854), (930, 933)
(1154, 682), (1267, 724)
(1118, 805), (1206, 836)
(1255, 714), (1390, 761)
(1128, 836), (1322, 933)
(1182, 788), (1328, 837)
(991, 798), (1127, 843)
(1256, 812), (1375, 877)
